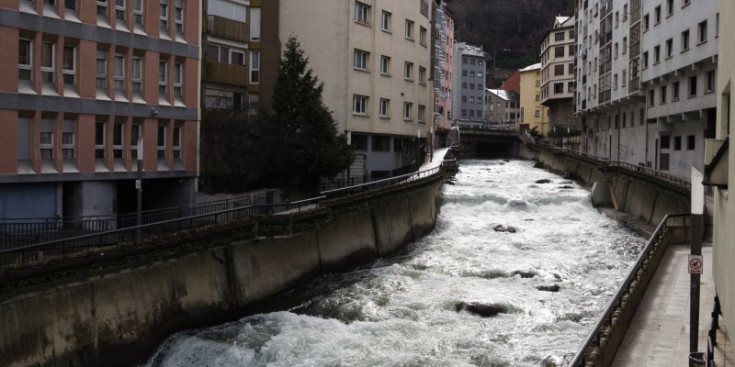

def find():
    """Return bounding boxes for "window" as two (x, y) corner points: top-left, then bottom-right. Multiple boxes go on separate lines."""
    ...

(461, 109), (467, 117)
(534, 110), (540, 118)
(372, 136), (390, 152)
(173, 62), (182, 99)
(689, 75), (697, 97)
(157, 124), (166, 159)
(419, 26), (427, 46)
(554, 64), (564, 76)
(569, 30), (574, 39)
(555, 46), (564, 57)
(381, 11), (390, 31)
(614, 74), (618, 90)
(18, 38), (32, 81)
(96, 50), (108, 88)
(404, 62), (413, 80)
(250, 51), (260, 84)
(403, 102), (412, 120)
(666, 0), (673, 15)
(418, 105), (426, 122)
(65, 0), (77, 12)
(62, 120), (75, 160)
(687, 135), (695, 150)
(469, 83), (475, 90)
(462, 70), (467, 77)
(707, 70), (715, 93)
(644, 14), (650, 30)
(674, 136), (682, 150)
(379, 98), (389, 117)
(405, 20), (414, 39)
(654, 6), (661, 23)
(468, 96), (473, 103)
(131, 122), (142, 160)
(661, 135), (670, 149)
(62, 45), (76, 85)
(419, 66), (426, 84)
(698, 21), (707, 43)
(354, 49), (369, 70)
(40, 122), (53, 160)
(133, 0), (143, 26)
(351, 134), (368, 150)
(568, 45), (574, 57)
(115, 0), (125, 21)
(113, 122), (124, 159)
(554, 83), (564, 94)
(172, 125), (181, 159)
(159, 0), (169, 32)
(95, 121), (106, 159)
(379, 55), (390, 75)
(355, 1), (369, 25)
(158, 59), (167, 97)
(353, 95), (367, 115)
(649, 89), (655, 106)
(132, 56), (142, 92)
(114, 53), (125, 90)
(654, 45), (660, 63)
(623, 37), (627, 54)
(673, 81), (680, 100)
(682, 30), (690, 51)
(461, 82), (467, 89)
(40, 41), (54, 83)
(660, 85), (667, 104)
(643, 51), (649, 68)
(97, 0), (108, 18)
(174, 0), (183, 34)
(555, 32), (564, 41)
(665, 38), (673, 58)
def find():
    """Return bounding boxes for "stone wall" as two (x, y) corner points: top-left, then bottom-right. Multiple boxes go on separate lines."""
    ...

(0, 176), (443, 367)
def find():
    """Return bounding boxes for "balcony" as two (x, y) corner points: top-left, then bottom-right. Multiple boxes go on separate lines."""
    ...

(205, 61), (248, 87)
(206, 15), (249, 43)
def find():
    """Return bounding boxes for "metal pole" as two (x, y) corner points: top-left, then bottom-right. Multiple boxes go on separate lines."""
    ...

(690, 167), (705, 353)
(136, 158), (143, 242)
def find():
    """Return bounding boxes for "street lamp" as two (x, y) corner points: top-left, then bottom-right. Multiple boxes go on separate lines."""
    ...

(136, 134), (144, 241)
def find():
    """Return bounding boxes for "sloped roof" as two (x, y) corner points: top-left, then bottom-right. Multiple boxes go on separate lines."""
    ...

(519, 63), (542, 72)
(486, 89), (518, 101)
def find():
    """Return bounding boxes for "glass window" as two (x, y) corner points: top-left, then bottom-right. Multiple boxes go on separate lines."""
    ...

(158, 59), (167, 97)
(133, 0), (143, 26)
(353, 95), (367, 115)
(250, 50), (260, 84)
(379, 98), (389, 117)
(41, 41), (54, 83)
(159, 0), (169, 32)
(404, 62), (413, 80)
(132, 56), (142, 92)
(354, 49), (369, 70)
(381, 11), (390, 31)
(403, 102), (412, 119)
(157, 124), (166, 159)
(97, 0), (108, 18)
(380, 56), (390, 75)
(62, 120), (75, 160)
(354, 1), (369, 24)
(405, 20), (414, 39)
(62, 45), (76, 85)
(689, 75), (697, 96)
(173, 62), (182, 99)
(418, 105), (426, 121)
(174, 0), (183, 34)
(419, 26), (427, 46)
(172, 125), (181, 159)
(18, 38), (32, 81)
(96, 50), (108, 88)
(95, 120), (106, 159)
(115, 0), (125, 21)
(114, 53), (125, 90)
(113, 122), (124, 159)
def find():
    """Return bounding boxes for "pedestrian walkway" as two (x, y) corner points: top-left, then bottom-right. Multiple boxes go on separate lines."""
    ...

(612, 242), (735, 366)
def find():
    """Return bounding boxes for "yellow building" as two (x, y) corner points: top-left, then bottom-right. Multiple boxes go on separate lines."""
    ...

(519, 63), (549, 136)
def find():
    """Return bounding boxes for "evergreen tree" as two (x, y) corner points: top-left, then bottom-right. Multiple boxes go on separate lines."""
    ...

(266, 36), (353, 195)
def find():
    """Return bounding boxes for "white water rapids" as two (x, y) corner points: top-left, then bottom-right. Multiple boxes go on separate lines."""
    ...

(144, 159), (645, 367)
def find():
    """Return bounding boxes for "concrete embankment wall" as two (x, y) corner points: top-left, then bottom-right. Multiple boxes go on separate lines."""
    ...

(0, 178), (443, 367)
(518, 145), (690, 225)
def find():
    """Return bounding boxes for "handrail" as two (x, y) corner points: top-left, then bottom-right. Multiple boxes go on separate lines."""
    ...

(0, 166), (446, 256)
(569, 213), (690, 366)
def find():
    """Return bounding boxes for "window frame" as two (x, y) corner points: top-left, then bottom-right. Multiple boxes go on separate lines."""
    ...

(379, 98), (389, 117)
(96, 49), (108, 89)
(18, 38), (33, 81)
(403, 102), (413, 120)
(353, 49), (369, 70)
(113, 53), (125, 90)
(352, 94), (368, 115)
(354, 1), (370, 25)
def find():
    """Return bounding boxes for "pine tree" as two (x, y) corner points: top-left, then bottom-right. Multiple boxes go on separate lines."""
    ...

(266, 36), (353, 195)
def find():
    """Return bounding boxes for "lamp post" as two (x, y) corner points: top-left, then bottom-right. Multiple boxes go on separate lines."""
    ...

(417, 128), (421, 170)
(136, 135), (144, 242)
(689, 166), (705, 354)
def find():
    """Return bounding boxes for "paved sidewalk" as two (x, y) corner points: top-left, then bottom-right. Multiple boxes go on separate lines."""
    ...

(613, 242), (735, 366)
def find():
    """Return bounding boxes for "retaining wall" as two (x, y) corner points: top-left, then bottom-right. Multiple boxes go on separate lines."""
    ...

(0, 177), (443, 367)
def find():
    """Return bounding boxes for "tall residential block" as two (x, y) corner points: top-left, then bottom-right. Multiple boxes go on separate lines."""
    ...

(279, 0), (433, 179)
(452, 42), (487, 125)
(519, 63), (549, 135)
(432, 0), (454, 147)
(540, 16), (577, 133)
(0, 0), (201, 219)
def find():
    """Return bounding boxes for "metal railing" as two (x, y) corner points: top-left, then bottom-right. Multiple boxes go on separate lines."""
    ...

(0, 166), (446, 256)
(707, 296), (721, 367)
(569, 213), (690, 366)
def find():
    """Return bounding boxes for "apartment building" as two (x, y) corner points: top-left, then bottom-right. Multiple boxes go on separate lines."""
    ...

(576, 0), (718, 180)
(432, 0), (454, 147)
(485, 89), (520, 128)
(640, 0), (718, 179)
(452, 42), (486, 125)
(519, 63), (549, 135)
(711, 0), (735, 349)
(0, 0), (200, 220)
(279, 0), (433, 179)
(540, 16), (577, 134)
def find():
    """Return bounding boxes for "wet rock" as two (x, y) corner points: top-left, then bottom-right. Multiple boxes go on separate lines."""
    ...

(553, 273), (562, 280)
(533, 162), (544, 168)
(493, 224), (518, 233)
(559, 185), (574, 190)
(536, 284), (561, 292)
(455, 302), (510, 317)
(511, 270), (538, 278)
(507, 226), (517, 233)
(535, 179), (552, 184)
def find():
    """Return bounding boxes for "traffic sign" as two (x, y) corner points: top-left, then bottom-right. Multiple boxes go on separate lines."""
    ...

(688, 255), (703, 275)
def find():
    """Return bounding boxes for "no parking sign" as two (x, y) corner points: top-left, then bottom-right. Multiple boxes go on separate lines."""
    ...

(688, 255), (703, 275)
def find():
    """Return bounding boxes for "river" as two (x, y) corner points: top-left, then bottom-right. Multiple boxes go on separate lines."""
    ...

(144, 159), (644, 367)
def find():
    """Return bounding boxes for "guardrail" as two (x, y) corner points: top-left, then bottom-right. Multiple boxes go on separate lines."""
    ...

(0, 166), (446, 256)
(569, 213), (691, 366)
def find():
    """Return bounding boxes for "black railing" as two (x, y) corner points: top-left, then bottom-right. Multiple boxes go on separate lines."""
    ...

(569, 213), (690, 366)
(0, 166), (446, 256)
(707, 296), (721, 366)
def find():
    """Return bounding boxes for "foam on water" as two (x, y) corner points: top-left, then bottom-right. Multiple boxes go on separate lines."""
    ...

(144, 159), (644, 367)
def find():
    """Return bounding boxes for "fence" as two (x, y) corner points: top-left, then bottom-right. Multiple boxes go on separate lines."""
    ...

(569, 213), (691, 366)
(0, 166), (446, 257)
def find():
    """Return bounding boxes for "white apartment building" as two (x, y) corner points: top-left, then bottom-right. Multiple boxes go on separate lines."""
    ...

(640, 0), (718, 178)
(575, 0), (717, 181)
(541, 16), (577, 135)
(279, 0), (433, 179)
(452, 42), (487, 125)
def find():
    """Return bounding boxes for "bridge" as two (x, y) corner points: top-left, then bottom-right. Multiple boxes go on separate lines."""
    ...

(451, 125), (527, 158)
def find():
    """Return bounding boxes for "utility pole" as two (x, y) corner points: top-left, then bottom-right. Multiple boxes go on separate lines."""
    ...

(136, 135), (144, 242)
(689, 167), (704, 353)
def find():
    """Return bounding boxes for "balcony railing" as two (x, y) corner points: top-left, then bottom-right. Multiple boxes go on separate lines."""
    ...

(206, 15), (249, 43)
(205, 61), (249, 86)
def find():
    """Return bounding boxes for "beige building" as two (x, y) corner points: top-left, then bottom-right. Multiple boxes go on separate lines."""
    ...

(710, 0), (735, 350)
(540, 16), (576, 134)
(519, 63), (549, 136)
(279, 0), (433, 179)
